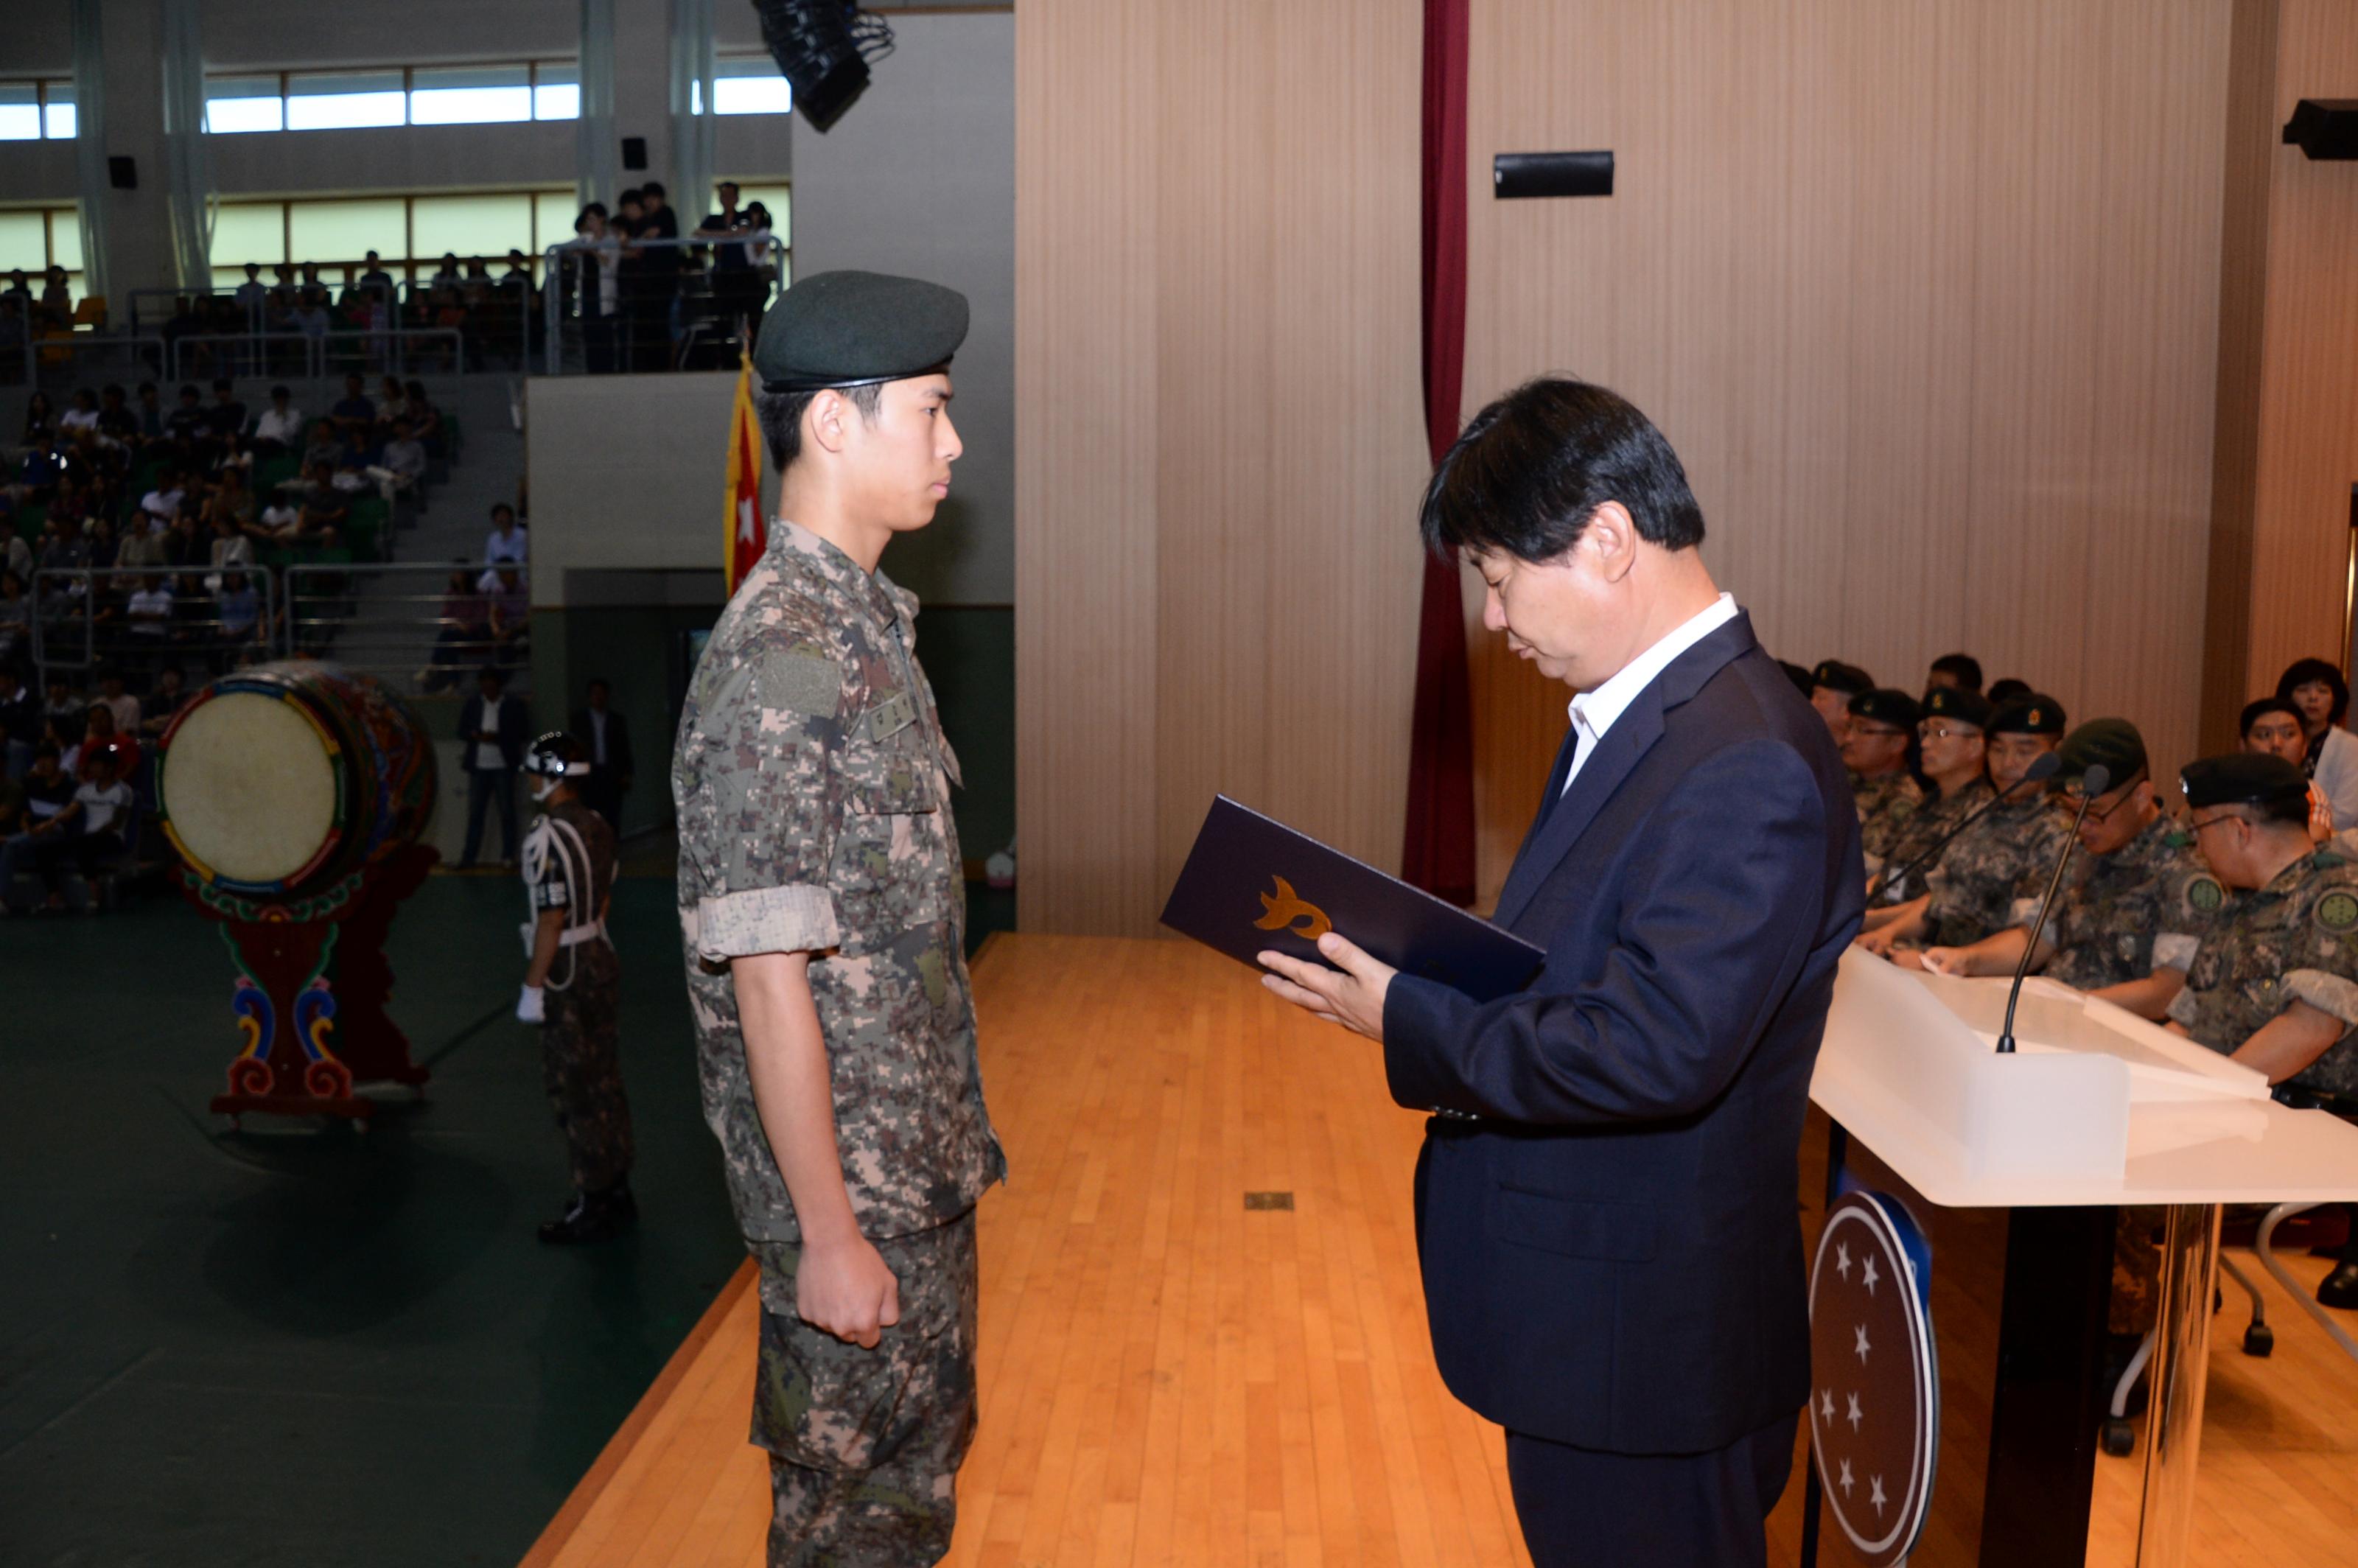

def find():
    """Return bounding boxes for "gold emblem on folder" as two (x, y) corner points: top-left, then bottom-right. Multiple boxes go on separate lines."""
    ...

(1254, 876), (1332, 940)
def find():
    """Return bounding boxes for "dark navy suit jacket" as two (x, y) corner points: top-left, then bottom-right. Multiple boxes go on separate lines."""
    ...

(1382, 611), (1864, 1455)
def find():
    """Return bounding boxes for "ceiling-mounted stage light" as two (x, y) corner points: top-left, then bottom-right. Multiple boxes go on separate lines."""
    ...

(750, 0), (895, 133)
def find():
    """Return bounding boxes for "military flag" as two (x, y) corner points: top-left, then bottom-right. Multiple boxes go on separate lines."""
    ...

(723, 353), (765, 594)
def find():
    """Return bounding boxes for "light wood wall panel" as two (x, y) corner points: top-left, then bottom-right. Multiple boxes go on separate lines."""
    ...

(1017, 0), (1428, 935)
(1460, 0), (2233, 902)
(2208, 0), (2358, 745)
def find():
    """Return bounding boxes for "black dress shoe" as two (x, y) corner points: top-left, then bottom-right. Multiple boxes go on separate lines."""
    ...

(2318, 1261), (2358, 1310)
(537, 1183), (637, 1245)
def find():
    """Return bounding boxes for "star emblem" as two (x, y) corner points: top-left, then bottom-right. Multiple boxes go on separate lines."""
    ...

(1847, 1391), (1864, 1432)
(1836, 1242), (1853, 1280)
(1862, 1254), (1880, 1296)
(1838, 1457), (1854, 1497)
(1869, 1474), (1888, 1516)
(1820, 1388), (1835, 1421)
(1854, 1323), (1872, 1363)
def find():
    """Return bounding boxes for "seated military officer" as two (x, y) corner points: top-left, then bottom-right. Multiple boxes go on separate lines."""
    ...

(1866, 691), (2069, 953)
(1841, 687), (1920, 872)
(1920, 719), (2217, 1018)
(1860, 685), (1992, 917)
(1808, 658), (1874, 747)
(2169, 752), (2358, 1307)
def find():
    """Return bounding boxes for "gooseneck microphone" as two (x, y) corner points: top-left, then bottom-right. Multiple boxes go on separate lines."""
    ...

(1867, 749), (2064, 906)
(1995, 763), (2110, 1055)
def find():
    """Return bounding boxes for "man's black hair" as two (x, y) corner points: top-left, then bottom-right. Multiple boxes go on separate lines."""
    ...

(642, 181), (666, 198)
(1929, 652), (1982, 692)
(269, 383), (290, 398)
(755, 382), (885, 472)
(2241, 696), (2303, 737)
(587, 676), (610, 693)
(478, 665), (505, 687)
(1987, 677), (2032, 704)
(2276, 657), (2351, 726)
(1418, 377), (1704, 561)
(491, 502), (515, 521)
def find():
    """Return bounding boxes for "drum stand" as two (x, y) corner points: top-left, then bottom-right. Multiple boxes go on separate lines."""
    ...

(191, 843), (438, 1129)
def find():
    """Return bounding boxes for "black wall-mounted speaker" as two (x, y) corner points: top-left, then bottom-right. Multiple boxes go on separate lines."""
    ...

(1493, 150), (1614, 200)
(2284, 99), (2358, 160)
(108, 155), (136, 189)
(620, 136), (648, 171)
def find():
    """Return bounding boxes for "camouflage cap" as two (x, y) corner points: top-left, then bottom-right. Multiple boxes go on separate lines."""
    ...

(2180, 752), (2309, 812)
(2057, 718), (2146, 785)
(1811, 659), (1875, 697)
(754, 270), (968, 393)
(1922, 685), (1993, 730)
(1847, 687), (1921, 729)
(1987, 693), (2066, 736)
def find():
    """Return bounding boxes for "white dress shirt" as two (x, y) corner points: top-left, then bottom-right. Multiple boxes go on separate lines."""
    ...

(1562, 593), (1739, 794)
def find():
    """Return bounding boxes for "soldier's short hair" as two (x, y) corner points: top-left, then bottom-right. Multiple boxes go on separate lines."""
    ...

(755, 381), (884, 472)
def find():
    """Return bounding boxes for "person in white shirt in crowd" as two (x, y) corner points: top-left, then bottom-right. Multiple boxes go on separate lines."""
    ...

(125, 578), (175, 646)
(371, 419), (428, 503)
(2278, 657), (2358, 832)
(253, 385), (304, 455)
(458, 665), (528, 868)
(94, 672), (139, 736)
(139, 470), (186, 529)
(53, 744), (136, 885)
(59, 389), (102, 438)
(486, 503), (528, 569)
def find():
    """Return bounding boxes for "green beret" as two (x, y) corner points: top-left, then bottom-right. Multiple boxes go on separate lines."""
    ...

(753, 270), (969, 393)
(1811, 659), (1874, 697)
(1847, 687), (1920, 729)
(2057, 718), (2146, 785)
(1922, 686), (1992, 729)
(2180, 752), (2309, 812)
(1987, 693), (2066, 736)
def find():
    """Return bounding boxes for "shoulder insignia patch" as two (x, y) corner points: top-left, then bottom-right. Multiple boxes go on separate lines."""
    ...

(2164, 830), (2192, 850)
(757, 648), (842, 718)
(2188, 877), (2225, 914)
(2317, 890), (2358, 934)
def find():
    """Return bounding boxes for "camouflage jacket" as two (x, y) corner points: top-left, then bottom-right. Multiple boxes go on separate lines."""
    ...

(1920, 791), (2074, 949)
(1853, 770), (1923, 870)
(2167, 849), (2358, 1098)
(672, 521), (1006, 1245)
(2038, 811), (2217, 993)
(1874, 777), (1992, 905)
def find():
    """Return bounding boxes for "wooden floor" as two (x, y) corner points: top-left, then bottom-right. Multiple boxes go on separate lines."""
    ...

(522, 935), (2358, 1567)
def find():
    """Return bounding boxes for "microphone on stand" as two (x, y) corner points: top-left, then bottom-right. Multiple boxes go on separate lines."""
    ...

(1995, 763), (2110, 1055)
(1867, 749), (2064, 906)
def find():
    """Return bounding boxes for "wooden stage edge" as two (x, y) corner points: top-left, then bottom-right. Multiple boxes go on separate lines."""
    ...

(526, 934), (2358, 1568)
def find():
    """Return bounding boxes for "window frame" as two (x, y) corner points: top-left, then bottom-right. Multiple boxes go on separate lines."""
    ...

(0, 79), (78, 142)
(203, 60), (590, 134)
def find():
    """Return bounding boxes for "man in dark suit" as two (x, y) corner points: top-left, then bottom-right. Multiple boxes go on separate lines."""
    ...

(569, 676), (634, 833)
(458, 665), (531, 867)
(1262, 379), (1864, 1567)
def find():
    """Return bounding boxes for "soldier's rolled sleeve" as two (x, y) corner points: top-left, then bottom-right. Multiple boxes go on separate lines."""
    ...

(2287, 969), (2358, 1030)
(690, 645), (848, 962)
(2152, 933), (2200, 971)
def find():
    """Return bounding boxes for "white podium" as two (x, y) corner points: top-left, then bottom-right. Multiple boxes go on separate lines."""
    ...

(1806, 950), (2358, 1567)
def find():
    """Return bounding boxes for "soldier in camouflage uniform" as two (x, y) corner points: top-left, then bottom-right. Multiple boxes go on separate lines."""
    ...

(1839, 687), (1922, 873)
(515, 731), (635, 1243)
(1808, 658), (1874, 750)
(1864, 692), (2070, 954)
(1860, 685), (1993, 942)
(672, 271), (1007, 1564)
(2169, 752), (2358, 1309)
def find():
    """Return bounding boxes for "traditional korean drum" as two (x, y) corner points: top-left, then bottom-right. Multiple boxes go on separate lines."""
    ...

(158, 662), (437, 901)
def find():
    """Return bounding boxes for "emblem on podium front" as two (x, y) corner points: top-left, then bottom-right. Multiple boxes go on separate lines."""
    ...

(1809, 1191), (1939, 1566)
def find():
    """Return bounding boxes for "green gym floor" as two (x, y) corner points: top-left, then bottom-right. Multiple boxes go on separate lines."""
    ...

(0, 855), (1015, 1567)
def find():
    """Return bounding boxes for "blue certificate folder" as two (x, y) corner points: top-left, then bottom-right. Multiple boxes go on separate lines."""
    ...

(1159, 796), (1547, 1004)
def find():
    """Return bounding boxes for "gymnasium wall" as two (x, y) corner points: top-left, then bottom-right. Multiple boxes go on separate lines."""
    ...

(2203, 0), (2358, 751)
(1012, 0), (1432, 937)
(1015, 0), (2247, 927)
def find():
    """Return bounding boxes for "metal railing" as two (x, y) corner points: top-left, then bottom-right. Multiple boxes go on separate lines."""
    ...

(540, 234), (786, 374)
(283, 560), (530, 699)
(5, 332), (168, 390)
(168, 327), (466, 382)
(31, 564), (280, 686)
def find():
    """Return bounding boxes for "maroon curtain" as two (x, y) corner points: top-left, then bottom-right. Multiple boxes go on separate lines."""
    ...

(1402, 0), (1477, 904)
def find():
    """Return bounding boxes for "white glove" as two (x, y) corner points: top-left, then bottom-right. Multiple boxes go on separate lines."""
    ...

(517, 984), (545, 1024)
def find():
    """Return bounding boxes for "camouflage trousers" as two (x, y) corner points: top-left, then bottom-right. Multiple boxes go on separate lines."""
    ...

(752, 1211), (980, 1568)
(2110, 1205), (2163, 1336)
(541, 945), (633, 1194)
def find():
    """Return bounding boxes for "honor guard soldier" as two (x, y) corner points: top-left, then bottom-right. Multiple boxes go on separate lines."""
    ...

(2169, 753), (2358, 1307)
(516, 731), (634, 1242)
(1839, 687), (1921, 870)
(1864, 692), (2069, 955)
(672, 271), (1007, 1564)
